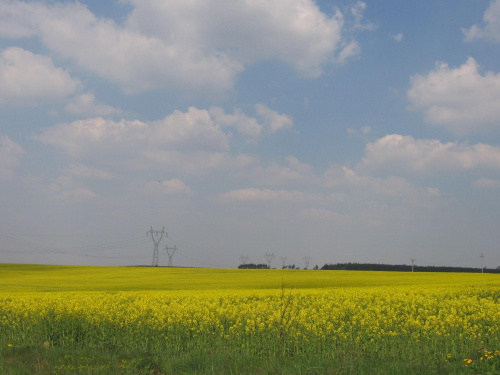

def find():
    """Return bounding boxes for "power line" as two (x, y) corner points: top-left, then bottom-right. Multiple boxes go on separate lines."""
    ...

(167, 234), (232, 268)
(166, 245), (176, 267)
(264, 253), (274, 269)
(146, 227), (166, 267)
(304, 256), (311, 269)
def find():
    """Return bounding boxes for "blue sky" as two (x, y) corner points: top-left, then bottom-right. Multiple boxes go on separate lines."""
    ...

(1, 0), (499, 269)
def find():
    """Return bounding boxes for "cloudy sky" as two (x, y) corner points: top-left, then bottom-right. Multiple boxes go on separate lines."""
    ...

(1, 0), (500, 269)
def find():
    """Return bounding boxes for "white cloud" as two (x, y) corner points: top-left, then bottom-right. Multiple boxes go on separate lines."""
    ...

(255, 103), (294, 133)
(150, 107), (231, 152)
(324, 164), (439, 199)
(65, 93), (121, 116)
(359, 134), (500, 175)
(208, 104), (293, 138)
(336, 40), (360, 64)
(0, 0), (46, 38)
(125, 0), (361, 75)
(463, 0), (500, 42)
(0, 47), (80, 106)
(218, 188), (320, 204)
(39, 117), (148, 158)
(144, 179), (194, 196)
(473, 178), (500, 189)
(0, 134), (24, 178)
(392, 33), (404, 42)
(350, 2), (373, 31)
(0, 0), (367, 94)
(408, 57), (500, 134)
(38, 106), (293, 174)
(48, 176), (98, 202)
(64, 163), (113, 180)
(208, 107), (262, 138)
(347, 125), (371, 136)
(255, 156), (316, 186)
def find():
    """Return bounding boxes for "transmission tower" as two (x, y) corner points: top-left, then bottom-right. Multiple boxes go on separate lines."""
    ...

(166, 245), (176, 267)
(304, 256), (311, 269)
(147, 226), (166, 267)
(240, 255), (249, 265)
(480, 253), (485, 273)
(281, 256), (287, 268)
(264, 253), (275, 269)
(411, 258), (416, 272)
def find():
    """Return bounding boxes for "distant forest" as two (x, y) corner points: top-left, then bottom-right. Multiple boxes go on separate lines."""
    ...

(322, 263), (500, 273)
(238, 262), (500, 273)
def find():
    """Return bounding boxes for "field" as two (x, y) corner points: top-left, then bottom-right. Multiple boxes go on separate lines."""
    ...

(0, 264), (499, 374)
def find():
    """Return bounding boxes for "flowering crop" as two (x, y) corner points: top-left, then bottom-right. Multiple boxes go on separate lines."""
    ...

(0, 265), (499, 372)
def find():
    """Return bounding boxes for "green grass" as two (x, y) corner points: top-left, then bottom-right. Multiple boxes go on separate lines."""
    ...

(2, 341), (498, 374)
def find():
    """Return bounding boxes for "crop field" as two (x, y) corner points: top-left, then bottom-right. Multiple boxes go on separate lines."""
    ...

(0, 264), (499, 374)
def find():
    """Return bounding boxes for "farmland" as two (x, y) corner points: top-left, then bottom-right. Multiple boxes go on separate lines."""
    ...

(0, 264), (499, 374)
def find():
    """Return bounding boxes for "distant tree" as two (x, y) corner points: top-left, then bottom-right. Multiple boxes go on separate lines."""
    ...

(320, 263), (500, 273)
(238, 263), (268, 269)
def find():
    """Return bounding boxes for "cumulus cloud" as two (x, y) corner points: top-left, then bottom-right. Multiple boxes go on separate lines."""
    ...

(359, 134), (500, 175)
(255, 103), (294, 133)
(324, 164), (439, 199)
(0, 47), (80, 106)
(463, 0), (500, 42)
(64, 163), (113, 180)
(208, 107), (262, 137)
(65, 93), (121, 116)
(392, 33), (404, 42)
(0, 0), (46, 38)
(0, 134), (24, 178)
(207, 104), (294, 137)
(144, 179), (194, 196)
(473, 178), (500, 189)
(218, 188), (320, 204)
(48, 176), (98, 201)
(38, 106), (292, 173)
(0, 0), (367, 94)
(408, 57), (500, 134)
(255, 156), (316, 186)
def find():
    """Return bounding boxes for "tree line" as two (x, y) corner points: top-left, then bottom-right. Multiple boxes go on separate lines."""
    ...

(320, 263), (500, 273)
(237, 262), (500, 273)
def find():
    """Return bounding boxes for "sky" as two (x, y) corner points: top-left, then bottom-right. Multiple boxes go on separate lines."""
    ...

(1, 0), (500, 269)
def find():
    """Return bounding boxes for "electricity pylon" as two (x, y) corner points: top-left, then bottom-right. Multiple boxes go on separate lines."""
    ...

(166, 245), (176, 267)
(480, 253), (485, 273)
(304, 256), (311, 269)
(281, 256), (287, 268)
(147, 226), (166, 267)
(411, 258), (416, 272)
(240, 255), (249, 265)
(264, 253), (275, 269)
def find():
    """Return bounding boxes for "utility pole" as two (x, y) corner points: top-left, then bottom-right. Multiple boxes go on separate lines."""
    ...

(304, 256), (311, 269)
(480, 253), (485, 273)
(147, 226), (166, 267)
(264, 253), (275, 269)
(240, 255), (249, 265)
(166, 245), (176, 267)
(281, 256), (287, 269)
(411, 258), (416, 272)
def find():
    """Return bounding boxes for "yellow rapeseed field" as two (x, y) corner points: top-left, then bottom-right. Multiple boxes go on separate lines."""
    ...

(0, 264), (499, 373)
